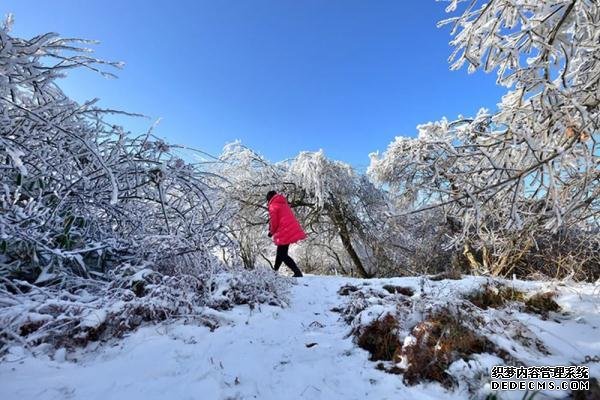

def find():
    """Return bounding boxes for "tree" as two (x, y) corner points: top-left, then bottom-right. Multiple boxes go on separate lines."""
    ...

(216, 145), (407, 277)
(369, 0), (599, 277)
(0, 16), (225, 282)
(288, 151), (403, 278)
(213, 142), (292, 269)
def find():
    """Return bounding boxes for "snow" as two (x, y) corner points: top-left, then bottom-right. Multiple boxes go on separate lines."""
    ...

(80, 310), (108, 330)
(1, 275), (599, 400)
(6, 147), (27, 176)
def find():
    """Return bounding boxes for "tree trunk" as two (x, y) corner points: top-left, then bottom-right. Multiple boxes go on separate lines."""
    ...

(326, 201), (372, 278)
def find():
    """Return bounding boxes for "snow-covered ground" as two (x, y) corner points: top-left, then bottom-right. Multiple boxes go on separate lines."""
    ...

(1, 275), (599, 400)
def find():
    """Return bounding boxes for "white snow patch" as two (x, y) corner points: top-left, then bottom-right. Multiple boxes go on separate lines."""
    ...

(0, 275), (598, 400)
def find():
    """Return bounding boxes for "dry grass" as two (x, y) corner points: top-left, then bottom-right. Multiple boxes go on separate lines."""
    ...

(1, 268), (290, 352)
(399, 311), (496, 388)
(466, 283), (525, 310)
(467, 284), (561, 318)
(382, 285), (414, 296)
(525, 292), (561, 318)
(356, 314), (402, 362)
(343, 282), (560, 390)
(459, 231), (600, 282)
(338, 284), (360, 296)
(429, 270), (463, 281)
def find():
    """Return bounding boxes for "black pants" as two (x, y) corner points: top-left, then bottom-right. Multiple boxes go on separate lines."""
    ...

(274, 245), (303, 277)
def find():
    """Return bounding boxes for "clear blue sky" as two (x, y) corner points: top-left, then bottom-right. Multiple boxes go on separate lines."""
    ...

(2, 0), (505, 167)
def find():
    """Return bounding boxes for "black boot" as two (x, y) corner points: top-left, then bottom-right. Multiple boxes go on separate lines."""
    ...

(288, 261), (303, 277)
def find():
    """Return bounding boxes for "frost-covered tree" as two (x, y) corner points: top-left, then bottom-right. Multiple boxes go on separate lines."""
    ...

(369, 1), (599, 277)
(216, 145), (408, 277)
(289, 151), (393, 278)
(0, 17), (226, 282)
(214, 142), (294, 269)
(0, 18), (297, 355)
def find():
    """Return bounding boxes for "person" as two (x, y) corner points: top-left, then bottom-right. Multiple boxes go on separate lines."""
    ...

(266, 190), (306, 277)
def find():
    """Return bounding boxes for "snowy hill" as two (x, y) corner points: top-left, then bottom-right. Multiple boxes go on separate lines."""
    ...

(1, 275), (599, 400)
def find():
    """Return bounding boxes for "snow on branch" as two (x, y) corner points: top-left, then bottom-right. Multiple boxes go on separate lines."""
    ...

(369, 0), (599, 276)
(0, 17), (228, 282)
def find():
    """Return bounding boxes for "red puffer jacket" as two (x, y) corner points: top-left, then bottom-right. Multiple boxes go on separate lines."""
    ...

(268, 194), (307, 246)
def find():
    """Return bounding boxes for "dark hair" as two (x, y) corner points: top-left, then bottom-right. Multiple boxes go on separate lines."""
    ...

(266, 190), (277, 202)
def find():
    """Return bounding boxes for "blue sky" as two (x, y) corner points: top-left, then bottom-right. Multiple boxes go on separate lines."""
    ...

(2, 0), (505, 167)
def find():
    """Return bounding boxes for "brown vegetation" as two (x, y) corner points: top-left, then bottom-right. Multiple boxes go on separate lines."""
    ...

(466, 283), (525, 309)
(382, 285), (414, 296)
(399, 312), (496, 387)
(338, 284), (360, 296)
(525, 292), (561, 318)
(429, 270), (463, 281)
(356, 314), (402, 362)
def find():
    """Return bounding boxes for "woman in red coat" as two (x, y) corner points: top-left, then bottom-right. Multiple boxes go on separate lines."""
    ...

(267, 191), (306, 277)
